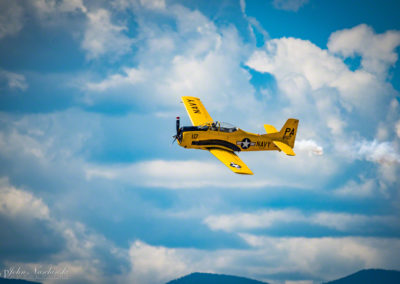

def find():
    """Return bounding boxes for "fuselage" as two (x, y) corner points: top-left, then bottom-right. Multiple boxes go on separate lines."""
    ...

(177, 122), (281, 152)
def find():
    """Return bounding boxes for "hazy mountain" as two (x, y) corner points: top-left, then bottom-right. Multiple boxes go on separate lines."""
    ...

(323, 269), (400, 284)
(0, 278), (41, 284)
(166, 272), (268, 284)
(166, 269), (400, 284)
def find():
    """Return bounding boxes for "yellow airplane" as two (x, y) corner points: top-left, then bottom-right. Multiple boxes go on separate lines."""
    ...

(174, 96), (299, 175)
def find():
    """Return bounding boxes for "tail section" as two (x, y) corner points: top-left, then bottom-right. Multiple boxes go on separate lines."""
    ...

(264, 119), (299, 156)
(264, 124), (278, 134)
(279, 118), (299, 148)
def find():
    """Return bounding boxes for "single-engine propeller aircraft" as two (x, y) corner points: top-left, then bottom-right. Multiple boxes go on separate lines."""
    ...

(173, 96), (299, 175)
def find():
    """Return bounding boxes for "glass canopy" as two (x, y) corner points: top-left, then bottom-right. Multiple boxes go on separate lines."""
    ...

(198, 121), (238, 132)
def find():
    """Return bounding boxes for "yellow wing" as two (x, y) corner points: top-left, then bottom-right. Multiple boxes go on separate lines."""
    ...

(181, 96), (213, 126)
(209, 149), (253, 175)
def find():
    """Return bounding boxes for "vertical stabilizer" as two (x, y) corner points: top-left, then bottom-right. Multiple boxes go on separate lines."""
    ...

(279, 119), (299, 148)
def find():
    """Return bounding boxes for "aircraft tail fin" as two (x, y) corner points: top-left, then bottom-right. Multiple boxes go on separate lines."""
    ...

(263, 119), (299, 156)
(278, 118), (299, 149)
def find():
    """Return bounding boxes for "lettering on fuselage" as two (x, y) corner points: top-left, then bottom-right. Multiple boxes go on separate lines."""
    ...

(284, 128), (295, 137)
(256, 141), (270, 148)
(187, 99), (201, 114)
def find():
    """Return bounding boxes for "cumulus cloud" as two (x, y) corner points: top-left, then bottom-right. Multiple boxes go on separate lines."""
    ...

(239, 234), (400, 280)
(0, 0), (88, 41)
(82, 4), (263, 122)
(124, 237), (400, 283)
(140, 0), (166, 10)
(0, 178), (49, 220)
(0, 70), (28, 91)
(334, 178), (376, 197)
(245, 26), (400, 200)
(272, 0), (309, 12)
(126, 240), (190, 284)
(328, 24), (400, 75)
(295, 139), (323, 156)
(113, 0), (166, 10)
(0, 1), (24, 39)
(0, 178), (64, 263)
(357, 140), (400, 165)
(35, 0), (86, 13)
(203, 209), (399, 234)
(246, 36), (389, 114)
(86, 68), (147, 92)
(204, 209), (304, 232)
(396, 120), (400, 138)
(85, 159), (284, 189)
(0, 178), (128, 282)
(240, 0), (269, 44)
(81, 9), (133, 59)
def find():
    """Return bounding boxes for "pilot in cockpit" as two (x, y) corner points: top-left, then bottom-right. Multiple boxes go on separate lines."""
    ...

(211, 122), (218, 131)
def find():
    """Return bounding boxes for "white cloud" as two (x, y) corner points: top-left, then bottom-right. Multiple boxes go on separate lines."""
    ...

(0, 178), (49, 220)
(85, 159), (282, 189)
(357, 140), (400, 165)
(0, 1), (24, 39)
(396, 120), (400, 138)
(81, 9), (132, 59)
(239, 234), (400, 280)
(204, 209), (304, 232)
(32, 0), (87, 15)
(311, 212), (398, 232)
(83, 4), (264, 123)
(295, 139), (323, 156)
(85, 68), (147, 92)
(113, 0), (166, 10)
(334, 178), (376, 197)
(246, 36), (388, 113)
(57, 0), (87, 13)
(140, 0), (166, 10)
(0, 70), (28, 91)
(245, 27), (400, 198)
(272, 0), (309, 12)
(123, 236), (400, 284)
(0, 0), (88, 40)
(0, 178), (128, 284)
(203, 209), (399, 234)
(328, 24), (400, 75)
(126, 240), (190, 284)
(240, 0), (269, 44)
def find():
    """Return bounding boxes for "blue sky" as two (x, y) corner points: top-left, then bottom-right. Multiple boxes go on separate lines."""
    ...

(1, 0), (400, 283)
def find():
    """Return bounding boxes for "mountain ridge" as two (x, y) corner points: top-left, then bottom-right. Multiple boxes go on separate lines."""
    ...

(165, 272), (268, 284)
(322, 268), (400, 284)
(166, 268), (400, 284)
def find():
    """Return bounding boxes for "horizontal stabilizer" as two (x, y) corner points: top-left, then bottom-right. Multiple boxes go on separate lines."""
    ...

(264, 124), (278, 133)
(273, 141), (296, 156)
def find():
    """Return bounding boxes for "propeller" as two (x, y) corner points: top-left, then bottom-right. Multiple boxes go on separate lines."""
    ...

(172, 116), (182, 144)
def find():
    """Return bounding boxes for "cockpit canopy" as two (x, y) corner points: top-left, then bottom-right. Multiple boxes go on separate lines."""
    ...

(180, 121), (238, 133)
(198, 121), (238, 132)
